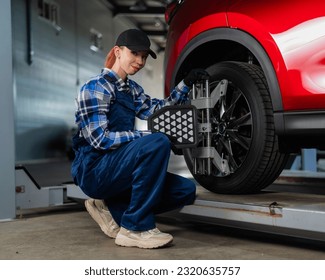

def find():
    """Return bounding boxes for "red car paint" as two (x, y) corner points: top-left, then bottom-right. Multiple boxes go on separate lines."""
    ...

(165, 0), (325, 111)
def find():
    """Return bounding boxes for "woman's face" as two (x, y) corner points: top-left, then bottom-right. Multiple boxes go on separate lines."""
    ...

(113, 46), (148, 80)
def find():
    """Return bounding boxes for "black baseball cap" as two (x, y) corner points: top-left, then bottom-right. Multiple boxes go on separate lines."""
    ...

(116, 29), (157, 59)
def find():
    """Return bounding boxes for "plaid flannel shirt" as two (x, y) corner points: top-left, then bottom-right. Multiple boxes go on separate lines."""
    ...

(75, 68), (190, 150)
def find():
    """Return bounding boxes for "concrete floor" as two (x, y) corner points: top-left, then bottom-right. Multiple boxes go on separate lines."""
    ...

(1, 203), (325, 260)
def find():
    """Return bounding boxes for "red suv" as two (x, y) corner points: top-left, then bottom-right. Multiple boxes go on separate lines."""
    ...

(164, 0), (325, 194)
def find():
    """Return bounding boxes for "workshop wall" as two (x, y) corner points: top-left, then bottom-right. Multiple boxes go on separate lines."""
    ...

(12, 0), (164, 162)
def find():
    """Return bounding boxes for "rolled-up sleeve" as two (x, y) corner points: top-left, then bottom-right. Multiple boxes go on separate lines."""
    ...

(134, 79), (190, 120)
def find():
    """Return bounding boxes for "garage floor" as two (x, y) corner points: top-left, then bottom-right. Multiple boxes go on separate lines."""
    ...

(1, 203), (324, 260)
(2, 157), (325, 260)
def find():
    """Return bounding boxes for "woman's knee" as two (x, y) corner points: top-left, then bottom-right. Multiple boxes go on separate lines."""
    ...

(146, 133), (170, 151)
(181, 179), (196, 203)
(151, 132), (170, 143)
(166, 173), (196, 200)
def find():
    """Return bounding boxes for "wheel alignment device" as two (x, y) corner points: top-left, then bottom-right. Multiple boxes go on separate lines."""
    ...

(148, 79), (230, 176)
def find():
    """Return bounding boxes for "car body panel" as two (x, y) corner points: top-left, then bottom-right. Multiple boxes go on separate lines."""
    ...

(227, 0), (325, 110)
(165, 0), (325, 111)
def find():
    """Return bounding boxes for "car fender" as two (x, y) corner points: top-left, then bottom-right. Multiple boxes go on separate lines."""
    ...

(171, 27), (284, 113)
(227, 1), (325, 111)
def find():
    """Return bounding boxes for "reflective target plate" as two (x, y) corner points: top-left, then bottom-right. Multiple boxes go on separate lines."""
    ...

(148, 105), (198, 148)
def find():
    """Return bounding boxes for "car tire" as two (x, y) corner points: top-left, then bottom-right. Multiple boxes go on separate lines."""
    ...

(183, 61), (289, 194)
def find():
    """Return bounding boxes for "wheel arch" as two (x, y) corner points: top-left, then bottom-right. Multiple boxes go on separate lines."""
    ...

(170, 28), (284, 113)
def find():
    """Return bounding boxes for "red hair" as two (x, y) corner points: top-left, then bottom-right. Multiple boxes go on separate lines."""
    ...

(104, 47), (116, 68)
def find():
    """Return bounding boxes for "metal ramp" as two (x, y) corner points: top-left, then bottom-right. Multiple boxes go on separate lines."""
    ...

(66, 182), (325, 242)
(15, 160), (75, 210)
(177, 186), (325, 242)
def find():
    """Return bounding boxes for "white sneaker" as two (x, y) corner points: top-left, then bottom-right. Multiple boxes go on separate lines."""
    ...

(115, 227), (173, 249)
(84, 199), (120, 238)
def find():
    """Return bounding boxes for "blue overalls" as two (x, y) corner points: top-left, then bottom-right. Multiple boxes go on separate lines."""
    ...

(71, 84), (196, 231)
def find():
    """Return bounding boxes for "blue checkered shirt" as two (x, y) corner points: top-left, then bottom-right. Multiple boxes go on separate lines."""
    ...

(75, 68), (190, 150)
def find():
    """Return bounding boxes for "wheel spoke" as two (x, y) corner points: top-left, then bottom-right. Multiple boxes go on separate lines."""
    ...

(219, 96), (226, 119)
(222, 90), (242, 120)
(218, 137), (239, 171)
(210, 83), (253, 173)
(229, 112), (252, 129)
(226, 130), (251, 151)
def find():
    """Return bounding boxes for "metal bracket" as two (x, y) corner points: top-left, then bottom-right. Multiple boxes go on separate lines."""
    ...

(191, 79), (230, 176)
(191, 79), (228, 109)
(269, 201), (282, 216)
(193, 147), (230, 175)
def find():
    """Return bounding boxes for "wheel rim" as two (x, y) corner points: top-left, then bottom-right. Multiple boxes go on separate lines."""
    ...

(209, 80), (253, 176)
